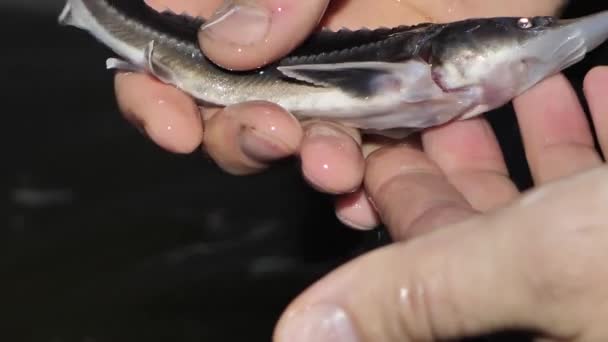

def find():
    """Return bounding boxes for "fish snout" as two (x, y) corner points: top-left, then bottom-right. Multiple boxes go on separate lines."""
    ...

(558, 10), (608, 54)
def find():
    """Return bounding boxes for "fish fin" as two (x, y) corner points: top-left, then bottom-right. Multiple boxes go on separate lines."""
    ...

(106, 58), (142, 72)
(58, 1), (87, 30)
(143, 40), (179, 86)
(277, 60), (433, 98)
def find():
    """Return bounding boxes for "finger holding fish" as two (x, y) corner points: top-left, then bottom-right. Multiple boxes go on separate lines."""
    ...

(114, 74), (306, 176)
(114, 72), (204, 154)
(198, 0), (331, 70)
(62, 0), (608, 236)
(300, 122), (365, 195)
(202, 101), (303, 175)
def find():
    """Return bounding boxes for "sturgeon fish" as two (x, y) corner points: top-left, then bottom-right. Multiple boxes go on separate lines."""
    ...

(58, 0), (608, 137)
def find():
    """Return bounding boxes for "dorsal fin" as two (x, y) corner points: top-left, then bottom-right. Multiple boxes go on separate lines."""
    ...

(291, 23), (432, 56)
(279, 23), (444, 66)
(104, 0), (205, 41)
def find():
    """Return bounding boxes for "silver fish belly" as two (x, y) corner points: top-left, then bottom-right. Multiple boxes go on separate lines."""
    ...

(59, 0), (608, 137)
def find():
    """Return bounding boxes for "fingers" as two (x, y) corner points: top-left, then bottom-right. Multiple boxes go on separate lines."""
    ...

(300, 123), (365, 194)
(514, 73), (603, 184)
(114, 72), (203, 154)
(274, 166), (608, 342)
(115, 71), (365, 192)
(332, 137), (394, 231)
(199, 0), (330, 70)
(422, 118), (519, 211)
(202, 101), (302, 175)
(584, 66), (608, 156)
(364, 144), (477, 240)
(302, 122), (373, 229)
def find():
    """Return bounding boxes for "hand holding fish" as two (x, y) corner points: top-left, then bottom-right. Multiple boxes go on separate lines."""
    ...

(60, 0), (608, 339)
(273, 66), (608, 341)
(105, 0), (568, 230)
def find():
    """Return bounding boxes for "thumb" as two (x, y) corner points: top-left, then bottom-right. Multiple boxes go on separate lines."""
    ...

(198, 0), (330, 70)
(273, 167), (608, 341)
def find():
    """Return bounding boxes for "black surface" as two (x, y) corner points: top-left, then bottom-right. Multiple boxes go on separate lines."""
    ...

(4, 2), (608, 341)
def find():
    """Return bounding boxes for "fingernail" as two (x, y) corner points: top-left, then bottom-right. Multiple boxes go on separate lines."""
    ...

(200, 1), (270, 46)
(336, 213), (378, 230)
(335, 190), (380, 230)
(336, 208), (379, 231)
(276, 305), (359, 342)
(239, 126), (293, 162)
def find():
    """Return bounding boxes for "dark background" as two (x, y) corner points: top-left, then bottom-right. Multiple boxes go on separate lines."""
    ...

(3, 1), (608, 341)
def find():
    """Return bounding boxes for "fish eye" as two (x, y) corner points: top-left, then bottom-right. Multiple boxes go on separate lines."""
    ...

(517, 17), (533, 29)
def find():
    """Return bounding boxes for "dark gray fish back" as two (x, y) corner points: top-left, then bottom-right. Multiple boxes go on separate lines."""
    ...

(279, 24), (445, 66)
(102, 0), (205, 41)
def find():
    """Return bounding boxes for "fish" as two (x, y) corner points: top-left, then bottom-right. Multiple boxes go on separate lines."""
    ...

(58, 0), (608, 138)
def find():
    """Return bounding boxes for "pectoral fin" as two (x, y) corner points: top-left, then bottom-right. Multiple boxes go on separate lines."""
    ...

(277, 60), (434, 99)
(143, 40), (180, 86)
(106, 58), (141, 72)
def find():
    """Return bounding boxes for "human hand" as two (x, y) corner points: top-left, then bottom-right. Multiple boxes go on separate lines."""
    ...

(114, 0), (563, 229)
(272, 67), (608, 341)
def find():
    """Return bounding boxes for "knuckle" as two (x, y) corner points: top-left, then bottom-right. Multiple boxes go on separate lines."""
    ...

(395, 270), (460, 340)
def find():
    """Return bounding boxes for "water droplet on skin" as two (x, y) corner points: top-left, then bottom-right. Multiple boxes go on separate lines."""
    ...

(322, 164), (329, 170)
(444, 0), (460, 17)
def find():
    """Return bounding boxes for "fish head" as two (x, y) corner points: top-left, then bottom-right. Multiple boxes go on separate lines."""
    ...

(428, 11), (608, 104)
